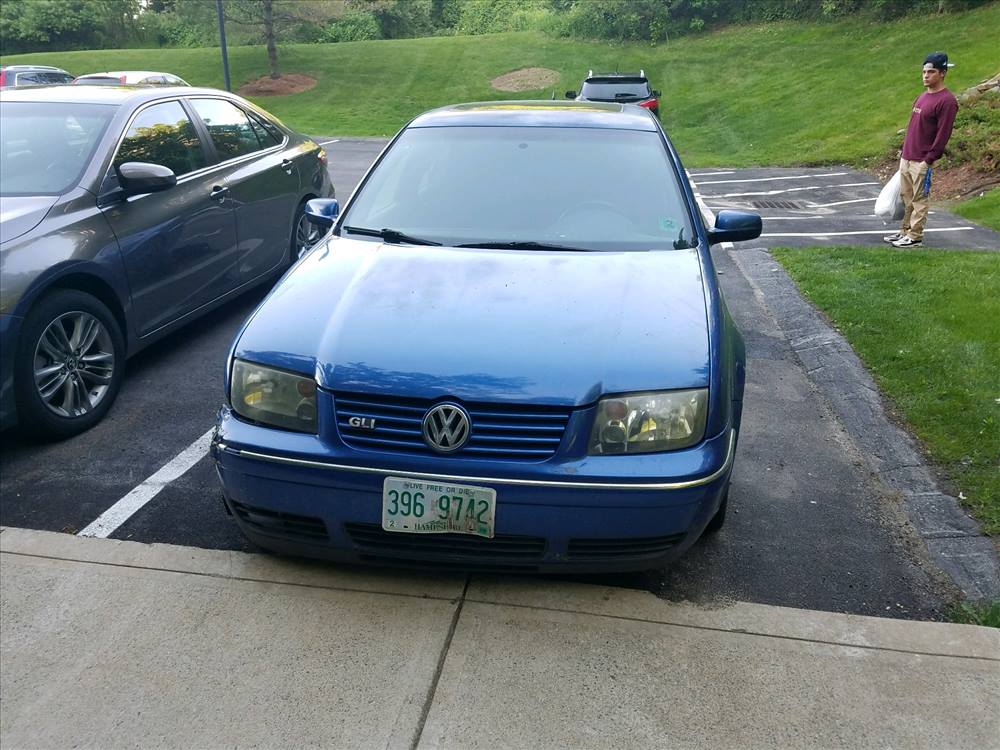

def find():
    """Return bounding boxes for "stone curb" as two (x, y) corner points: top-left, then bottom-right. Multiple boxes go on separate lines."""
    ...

(729, 247), (1000, 600)
(3, 527), (998, 659)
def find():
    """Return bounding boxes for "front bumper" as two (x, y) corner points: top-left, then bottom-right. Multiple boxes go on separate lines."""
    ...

(212, 406), (735, 573)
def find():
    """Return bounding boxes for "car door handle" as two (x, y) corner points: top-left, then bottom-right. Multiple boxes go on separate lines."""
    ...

(280, 158), (294, 175)
(209, 185), (229, 203)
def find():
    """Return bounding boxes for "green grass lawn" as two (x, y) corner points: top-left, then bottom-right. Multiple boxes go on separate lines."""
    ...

(2, 3), (999, 166)
(771, 246), (1000, 536)
(952, 188), (1000, 232)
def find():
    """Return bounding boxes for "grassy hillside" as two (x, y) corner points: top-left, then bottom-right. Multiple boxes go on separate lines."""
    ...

(3, 3), (999, 166)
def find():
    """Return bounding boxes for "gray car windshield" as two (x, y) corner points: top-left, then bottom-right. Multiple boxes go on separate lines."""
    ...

(1, 102), (116, 196)
(341, 126), (694, 251)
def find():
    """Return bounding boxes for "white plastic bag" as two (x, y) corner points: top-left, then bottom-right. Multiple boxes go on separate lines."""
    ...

(874, 171), (904, 224)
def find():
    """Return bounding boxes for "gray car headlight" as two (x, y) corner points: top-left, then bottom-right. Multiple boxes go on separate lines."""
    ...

(588, 389), (708, 455)
(230, 359), (318, 433)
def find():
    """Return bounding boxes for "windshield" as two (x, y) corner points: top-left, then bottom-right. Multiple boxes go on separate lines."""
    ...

(1, 102), (116, 196)
(340, 126), (694, 251)
(580, 79), (651, 101)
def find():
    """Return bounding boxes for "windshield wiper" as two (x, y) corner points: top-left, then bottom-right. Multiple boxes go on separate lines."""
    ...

(342, 226), (441, 246)
(455, 240), (591, 252)
(673, 227), (696, 249)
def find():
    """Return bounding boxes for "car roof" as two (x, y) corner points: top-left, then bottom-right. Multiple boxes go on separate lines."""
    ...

(1, 65), (69, 72)
(75, 71), (178, 78)
(0, 85), (228, 106)
(587, 70), (647, 79)
(409, 101), (658, 131)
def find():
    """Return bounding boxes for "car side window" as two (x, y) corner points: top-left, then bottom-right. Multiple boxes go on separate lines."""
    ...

(247, 112), (283, 146)
(15, 72), (41, 85)
(114, 100), (207, 177)
(190, 98), (264, 160)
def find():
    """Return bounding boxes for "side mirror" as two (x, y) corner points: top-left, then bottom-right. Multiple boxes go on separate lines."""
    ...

(116, 162), (176, 196)
(652, 89), (662, 97)
(305, 198), (340, 229)
(706, 210), (762, 245)
(565, 90), (577, 99)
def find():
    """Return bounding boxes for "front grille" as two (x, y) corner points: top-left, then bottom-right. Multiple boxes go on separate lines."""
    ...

(230, 500), (328, 541)
(344, 523), (546, 561)
(567, 534), (684, 559)
(334, 392), (571, 460)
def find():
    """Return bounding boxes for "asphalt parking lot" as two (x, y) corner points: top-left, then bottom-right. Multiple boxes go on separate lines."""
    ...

(2, 137), (997, 619)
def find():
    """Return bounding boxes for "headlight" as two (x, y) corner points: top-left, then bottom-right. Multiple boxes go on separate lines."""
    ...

(230, 359), (318, 433)
(588, 389), (708, 455)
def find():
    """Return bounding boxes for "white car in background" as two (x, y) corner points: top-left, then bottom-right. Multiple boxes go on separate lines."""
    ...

(72, 71), (189, 86)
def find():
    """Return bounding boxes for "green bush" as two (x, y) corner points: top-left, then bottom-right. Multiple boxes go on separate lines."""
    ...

(454, 0), (550, 35)
(321, 11), (383, 43)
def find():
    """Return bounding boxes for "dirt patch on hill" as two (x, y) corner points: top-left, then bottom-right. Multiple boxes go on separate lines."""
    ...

(238, 74), (317, 96)
(491, 67), (560, 92)
(870, 157), (999, 202)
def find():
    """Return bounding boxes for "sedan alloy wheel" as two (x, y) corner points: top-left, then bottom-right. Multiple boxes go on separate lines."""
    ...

(33, 311), (115, 417)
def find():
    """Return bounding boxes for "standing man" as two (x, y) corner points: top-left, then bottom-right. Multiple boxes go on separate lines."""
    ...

(884, 51), (959, 248)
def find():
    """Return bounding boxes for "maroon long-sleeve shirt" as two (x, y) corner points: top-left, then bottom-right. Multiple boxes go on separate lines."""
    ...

(901, 88), (959, 165)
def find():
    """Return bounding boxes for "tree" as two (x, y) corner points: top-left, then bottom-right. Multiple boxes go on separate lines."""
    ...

(0, 0), (140, 54)
(223, 0), (342, 78)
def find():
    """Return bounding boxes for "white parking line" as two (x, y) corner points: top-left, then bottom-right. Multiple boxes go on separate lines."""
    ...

(317, 139), (340, 145)
(78, 428), (215, 539)
(761, 227), (973, 238)
(688, 171), (735, 177)
(695, 172), (849, 185)
(717, 182), (879, 198)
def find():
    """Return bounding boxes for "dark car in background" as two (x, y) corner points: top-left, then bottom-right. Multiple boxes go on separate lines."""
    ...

(212, 101), (761, 572)
(0, 65), (74, 89)
(0, 85), (334, 438)
(566, 70), (661, 118)
(73, 71), (190, 87)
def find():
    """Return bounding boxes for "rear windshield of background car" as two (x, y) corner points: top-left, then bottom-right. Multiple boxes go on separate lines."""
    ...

(341, 125), (695, 252)
(0, 102), (116, 196)
(74, 76), (122, 86)
(581, 78), (651, 100)
(15, 71), (74, 85)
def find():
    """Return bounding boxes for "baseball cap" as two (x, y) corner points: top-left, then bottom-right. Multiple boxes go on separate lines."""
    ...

(923, 52), (954, 71)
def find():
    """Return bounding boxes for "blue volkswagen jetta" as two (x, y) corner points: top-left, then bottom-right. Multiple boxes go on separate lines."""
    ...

(212, 101), (761, 572)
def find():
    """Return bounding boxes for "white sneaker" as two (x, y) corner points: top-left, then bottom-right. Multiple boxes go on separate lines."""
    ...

(883, 232), (904, 243)
(892, 235), (922, 247)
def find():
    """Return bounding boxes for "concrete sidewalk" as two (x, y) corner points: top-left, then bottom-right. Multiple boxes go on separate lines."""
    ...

(2, 528), (998, 749)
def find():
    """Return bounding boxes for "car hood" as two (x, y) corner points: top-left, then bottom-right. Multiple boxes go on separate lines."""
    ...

(0, 195), (58, 244)
(236, 238), (711, 406)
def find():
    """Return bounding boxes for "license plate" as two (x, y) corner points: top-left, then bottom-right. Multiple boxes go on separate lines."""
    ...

(382, 477), (496, 538)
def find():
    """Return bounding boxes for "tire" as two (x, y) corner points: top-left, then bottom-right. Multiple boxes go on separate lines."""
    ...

(13, 289), (125, 440)
(703, 485), (729, 535)
(290, 199), (323, 265)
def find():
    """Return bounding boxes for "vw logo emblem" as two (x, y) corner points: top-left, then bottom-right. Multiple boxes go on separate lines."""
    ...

(422, 403), (471, 453)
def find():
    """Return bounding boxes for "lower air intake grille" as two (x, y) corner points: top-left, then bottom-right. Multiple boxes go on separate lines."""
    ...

(567, 534), (685, 559)
(344, 523), (546, 560)
(230, 500), (328, 541)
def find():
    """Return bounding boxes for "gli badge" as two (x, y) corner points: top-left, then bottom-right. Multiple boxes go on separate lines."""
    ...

(348, 416), (377, 430)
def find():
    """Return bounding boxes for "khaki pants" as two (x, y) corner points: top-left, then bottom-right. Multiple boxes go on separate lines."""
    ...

(899, 158), (930, 241)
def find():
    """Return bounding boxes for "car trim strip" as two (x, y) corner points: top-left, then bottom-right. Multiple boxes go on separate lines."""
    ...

(216, 429), (735, 490)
